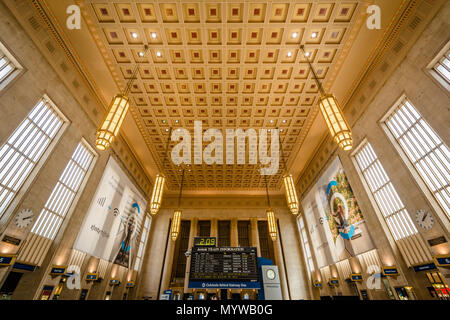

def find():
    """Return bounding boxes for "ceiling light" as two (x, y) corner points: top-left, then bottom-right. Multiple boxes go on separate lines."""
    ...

(291, 32), (298, 39)
(156, 51), (162, 57)
(311, 32), (318, 38)
(283, 174), (299, 215)
(287, 51), (292, 57)
(151, 32), (157, 39)
(131, 32), (138, 39)
(150, 174), (165, 215)
(270, 120), (274, 123)
(305, 51), (310, 57)
(282, 120), (287, 123)
(138, 51), (144, 57)
(175, 120), (179, 123)
(165, 128), (169, 132)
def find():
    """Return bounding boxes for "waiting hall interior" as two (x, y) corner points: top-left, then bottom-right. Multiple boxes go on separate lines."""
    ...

(0, 0), (449, 301)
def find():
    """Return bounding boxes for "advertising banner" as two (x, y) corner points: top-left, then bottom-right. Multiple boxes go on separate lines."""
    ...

(302, 157), (374, 268)
(73, 157), (147, 268)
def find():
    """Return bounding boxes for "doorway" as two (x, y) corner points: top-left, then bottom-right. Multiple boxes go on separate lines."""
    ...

(0, 271), (23, 300)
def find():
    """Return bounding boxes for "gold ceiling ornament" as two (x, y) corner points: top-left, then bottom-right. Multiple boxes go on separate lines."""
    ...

(171, 167), (185, 241)
(300, 45), (353, 151)
(149, 127), (172, 215)
(278, 133), (299, 215)
(95, 45), (149, 150)
(264, 175), (277, 241)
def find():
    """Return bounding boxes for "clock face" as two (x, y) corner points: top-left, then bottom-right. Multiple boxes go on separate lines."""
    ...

(266, 269), (276, 280)
(15, 209), (34, 229)
(415, 209), (434, 230)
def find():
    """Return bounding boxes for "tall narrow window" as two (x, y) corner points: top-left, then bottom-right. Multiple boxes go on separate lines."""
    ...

(0, 95), (67, 217)
(428, 41), (450, 90)
(237, 220), (251, 247)
(31, 140), (96, 240)
(353, 141), (418, 240)
(197, 220), (211, 237)
(0, 42), (23, 91)
(382, 96), (449, 218)
(298, 216), (315, 272)
(218, 220), (231, 247)
(134, 215), (151, 272)
(257, 221), (275, 262)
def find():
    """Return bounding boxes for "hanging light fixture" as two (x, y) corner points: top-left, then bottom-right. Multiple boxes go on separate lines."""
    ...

(96, 46), (149, 150)
(171, 168), (185, 241)
(264, 176), (277, 241)
(149, 128), (172, 215)
(300, 45), (353, 151)
(278, 133), (300, 215)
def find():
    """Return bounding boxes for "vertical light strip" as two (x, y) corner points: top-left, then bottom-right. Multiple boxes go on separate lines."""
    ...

(353, 141), (418, 240)
(31, 141), (95, 240)
(384, 97), (450, 218)
(0, 52), (16, 84)
(134, 215), (151, 271)
(0, 96), (66, 216)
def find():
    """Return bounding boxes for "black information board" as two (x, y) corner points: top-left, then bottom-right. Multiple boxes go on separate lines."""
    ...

(189, 247), (259, 282)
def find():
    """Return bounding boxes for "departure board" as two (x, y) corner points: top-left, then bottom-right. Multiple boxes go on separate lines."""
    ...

(189, 247), (259, 286)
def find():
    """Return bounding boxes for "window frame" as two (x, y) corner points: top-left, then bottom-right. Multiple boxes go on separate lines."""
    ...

(351, 138), (418, 242)
(0, 40), (24, 93)
(379, 94), (450, 230)
(30, 138), (97, 241)
(426, 40), (450, 92)
(0, 94), (69, 225)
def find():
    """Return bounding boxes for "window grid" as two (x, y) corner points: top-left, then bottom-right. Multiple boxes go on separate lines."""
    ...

(0, 97), (65, 216)
(354, 141), (418, 240)
(0, 51), (17, 85)
(299, 216), (315, 272)
(384, 98), (450, 218)
(134, 215), (151, 272)
(31, 141), (95, 240)
(433, 49), (450, 85)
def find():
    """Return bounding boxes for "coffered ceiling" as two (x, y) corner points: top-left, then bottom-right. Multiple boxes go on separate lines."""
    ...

(30, 0), (406, 193)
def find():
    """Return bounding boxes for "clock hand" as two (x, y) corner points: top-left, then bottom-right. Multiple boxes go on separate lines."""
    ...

(422, 213), (428, 222)
(23, 216), (33, 220)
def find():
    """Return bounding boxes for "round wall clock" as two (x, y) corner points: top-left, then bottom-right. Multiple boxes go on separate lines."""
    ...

(415, 209), (434, 230)
(266, 269), (276, 280)
(15, 209), (34, 229)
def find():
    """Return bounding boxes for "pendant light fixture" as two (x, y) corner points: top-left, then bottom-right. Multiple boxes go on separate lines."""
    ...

(171, 167), (185, 241)
(264, 175), (277, 241)
(96, 46), (150, 150)
(279, 132), (299, 215)
(149, 127), (172, 215)
(300, 45), (353, 151)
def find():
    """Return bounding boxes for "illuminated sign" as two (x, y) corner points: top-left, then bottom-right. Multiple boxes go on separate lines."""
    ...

(313, 280), (322, 288)
(412, 262), (437, 272)
(49, 265), (67, 276)
(13, 262), (36, 272)
(0, 254), (16, 266)
(126, 281), (135, 288)
(350, 273), (363, 282)
(85, 272), (99, 281)
(382, 266), (399, 276)
(329, 278), (339, 286)
(110, 278), (120, 285)
(193, 237), (216, 247)
(433, 254), (450, 267)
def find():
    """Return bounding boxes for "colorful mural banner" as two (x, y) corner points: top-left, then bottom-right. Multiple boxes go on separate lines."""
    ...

(302, 157), (375, 268)
(73, 157), (147, 268)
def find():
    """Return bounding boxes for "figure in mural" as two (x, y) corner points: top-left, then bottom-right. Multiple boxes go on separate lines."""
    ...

(113, 202), (141, 268)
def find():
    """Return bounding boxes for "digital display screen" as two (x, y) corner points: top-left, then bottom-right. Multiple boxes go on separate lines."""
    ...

(193, 237), (216, 247)
(189, 247), (259, 283)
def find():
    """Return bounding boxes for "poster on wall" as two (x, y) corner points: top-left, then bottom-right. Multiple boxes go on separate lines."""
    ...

(302, 157), (374, 268)
(73, 157), (147, 269)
